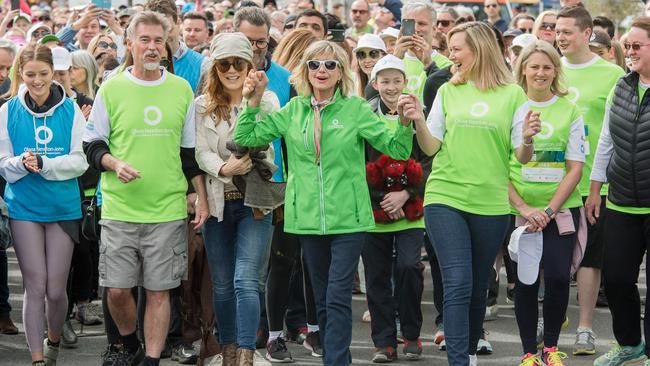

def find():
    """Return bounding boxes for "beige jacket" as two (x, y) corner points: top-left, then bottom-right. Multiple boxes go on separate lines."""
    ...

(194, 91), (280, 221)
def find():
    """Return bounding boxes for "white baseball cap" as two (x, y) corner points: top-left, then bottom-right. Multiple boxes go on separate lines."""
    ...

(370, 54), (405, 81)
(511, 33), (537, 50)
(379, 27), (400, 40)
(51, 47), (72, 71)
(353, 34), (387, 53)
(26, 22), (52, 43)
(508, 225), (543, 285)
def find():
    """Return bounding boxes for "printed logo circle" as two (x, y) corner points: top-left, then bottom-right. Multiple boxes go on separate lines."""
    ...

(469, 102), (489, 117)
(34, 125), (53, 145)
(143, 106), (163, 126)
(406, 74), (423, 92)
(537, 121), (554, 140)
(567, 87), (580, 104)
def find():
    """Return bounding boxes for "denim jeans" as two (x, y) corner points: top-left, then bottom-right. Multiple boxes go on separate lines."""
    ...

(203, 200), (273, 350)
(0, 248), (10, 315)
(301, 233), (365, 366)
(424, 204), (509, 366)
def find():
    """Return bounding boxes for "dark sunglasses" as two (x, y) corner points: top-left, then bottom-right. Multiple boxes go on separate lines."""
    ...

(215, 58), (249, 73)
(485, 3), (498, 8)
(284, 23), (295, 30)
(32, 30), (51, 37)
(97, 41), (117, 50)
(307, 59), (339, 71)
(624, 42), (650, 51)
(356, 49), (384, 60)
(541, 22), (556, 31)
(37, 15), (51, 21)
(351, 9), (368, 14)
(519, 28), (533, 33)
(437, 20), (452, 27)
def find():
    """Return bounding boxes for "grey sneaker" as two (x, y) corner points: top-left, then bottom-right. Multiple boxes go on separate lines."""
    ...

(266, 337), (293, 363)
(593, 342), (645, 366)
(536, 318), (544, 348)
(75, 302), (103, 326)
(43, 339), (59, 366)
(573, 328), (596, 356)
(61, 320), (77, 348)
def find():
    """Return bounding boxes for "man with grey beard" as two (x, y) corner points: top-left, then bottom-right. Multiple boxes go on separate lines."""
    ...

(83, 10), (209, 366)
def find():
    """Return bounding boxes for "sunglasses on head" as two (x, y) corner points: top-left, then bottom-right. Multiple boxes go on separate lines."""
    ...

(307, 59), (339, 71)
(215, 57), (249, 73)
(356, 49), (384, 60)
(624, 42), (650, 51)
(541, 22), (556, 31)
(97, 41), (117, 50)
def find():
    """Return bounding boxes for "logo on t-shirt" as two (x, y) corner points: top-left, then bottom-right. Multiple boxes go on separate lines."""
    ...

(469, 102), (489, 117)
(567, 87), (580, 104)
(537, 121), (554, 140)
(329, 119), (343, 129)
(34, 125), (53, 145)
(143, 106), (163, 126)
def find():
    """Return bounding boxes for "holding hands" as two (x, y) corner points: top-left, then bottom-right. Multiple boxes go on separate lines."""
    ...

(243, 70), (268, 108)
(397, 94), (424, 126)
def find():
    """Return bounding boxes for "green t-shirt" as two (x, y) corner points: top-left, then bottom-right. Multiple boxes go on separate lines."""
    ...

(370, 109), (424, 233)
(431, 51), (453, 69)
(509, 95), (585, 214)
(349, 24), (374, 38)
(402, 54), (427, 102)
(561, 56), (624, 196)
(86, 68), (195, 223)
(424, 82), (529, 215)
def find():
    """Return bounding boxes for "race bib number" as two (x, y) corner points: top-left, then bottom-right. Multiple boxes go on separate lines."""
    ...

(522, 151), (566, 183)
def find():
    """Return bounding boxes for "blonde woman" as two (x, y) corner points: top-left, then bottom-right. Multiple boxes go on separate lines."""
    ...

(70, 50), (98, 99)
(511, 40), (585, 366)
(533, 10), (558, 46)
(413, 22), (540, 366)
(234, 40), (424, 366)
(87, 33), (119, 61)
(272, 29), (318, 70)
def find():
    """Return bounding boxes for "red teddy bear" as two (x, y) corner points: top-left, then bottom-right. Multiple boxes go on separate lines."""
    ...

(366, 154), (424, 223)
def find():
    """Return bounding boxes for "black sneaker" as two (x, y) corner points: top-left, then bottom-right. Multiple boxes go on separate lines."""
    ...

(256, 328), (269, 349)
(304, 331), (323, 358)
(596, 288), (608, 307)
(506, 287), (515, 304)
(372, 346), (397, 363)
(121, 346), (145, 366)
(101, 344), (122, 366)
(285, 327), (308, 345)
(160, 341), (172, 359)
(266, 337), (293, 363)
(171, 343), (199, 364)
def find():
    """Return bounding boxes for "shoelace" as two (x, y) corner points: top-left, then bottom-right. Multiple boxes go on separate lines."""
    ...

(520, 353), (541, 366)
(576, 330), (594, 343)
(544, 349), (567, 365)
(605, 343), (623, 358)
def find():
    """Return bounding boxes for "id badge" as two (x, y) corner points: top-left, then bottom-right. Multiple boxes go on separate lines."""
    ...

(522, 151), (566, 183)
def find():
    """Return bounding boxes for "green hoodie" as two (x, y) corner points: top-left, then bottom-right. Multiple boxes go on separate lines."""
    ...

(235, 90), (413, 235)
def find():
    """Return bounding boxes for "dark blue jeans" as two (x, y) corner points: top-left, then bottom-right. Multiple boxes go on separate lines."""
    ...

(301, 233), (365, 366)
(203, 200), (273, 350)
(0, 248), (10, 315)
(424, 205), (509, 366)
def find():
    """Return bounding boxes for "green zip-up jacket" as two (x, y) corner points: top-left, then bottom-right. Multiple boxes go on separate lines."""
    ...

(234, 90), (413, 235)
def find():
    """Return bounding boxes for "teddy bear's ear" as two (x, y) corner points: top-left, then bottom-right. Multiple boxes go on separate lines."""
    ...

(405, 159), (424, 184)
(366, 162), (384, 187)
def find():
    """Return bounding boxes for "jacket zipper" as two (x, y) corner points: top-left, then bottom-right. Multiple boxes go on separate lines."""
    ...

(631, 82), (645, 205)
(317, 161), (326, 233)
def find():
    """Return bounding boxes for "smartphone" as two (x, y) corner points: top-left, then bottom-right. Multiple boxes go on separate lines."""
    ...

(330, 29), (345, 42)
(10, 0), (20, 11)
(92, 0), (112, 9)
(402, 19), (415, 36)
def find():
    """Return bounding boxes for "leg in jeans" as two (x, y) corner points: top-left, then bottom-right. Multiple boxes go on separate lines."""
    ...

(394, 229), (424, 342)
(285, 262), (307, 331)
(425, 235), (444, 327)
(362, 232), (398, 348)
(602, 209), (649, 351)
(301, 252), (319, 326)
(302, 233), (365, 366)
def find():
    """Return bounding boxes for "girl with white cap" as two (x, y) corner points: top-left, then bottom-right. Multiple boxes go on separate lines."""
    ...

(354, 33), (386, 99)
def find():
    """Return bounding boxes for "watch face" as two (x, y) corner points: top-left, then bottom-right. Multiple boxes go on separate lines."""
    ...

(545, 208), (554, 216)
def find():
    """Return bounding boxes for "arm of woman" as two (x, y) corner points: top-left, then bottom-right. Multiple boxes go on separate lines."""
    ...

(0, 104), (29, 183)
(39, 104), (90, 180)
(358, 98), (412, 161)
(194, 98), (231, 184)
(508, 182), (545, 231)
(414, 92), (443, 156)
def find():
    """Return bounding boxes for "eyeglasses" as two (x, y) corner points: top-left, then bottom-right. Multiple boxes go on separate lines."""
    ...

(437, 20), (452, 27)
(624, 42), (650, 51)
(485, 4), (498, 8)
(356, 49), (384, 60)
(306, 59), (339, 71)
(519, 27), (533, 33)
(541, 22), (556, 31)
(215, 57), (249, 73)
(248, 38), (268, 49)
(32, 30), (51, 37)
(97, 41), (117, 50)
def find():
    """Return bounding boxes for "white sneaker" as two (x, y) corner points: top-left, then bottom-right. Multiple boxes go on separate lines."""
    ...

(206, 354), (223, 366)
(254, 350), (271, 365)
(469, 354), (478, 366)
(439, 339), (446, 351)
(362, 310), (371, 323)
(484, 304), (498, 321)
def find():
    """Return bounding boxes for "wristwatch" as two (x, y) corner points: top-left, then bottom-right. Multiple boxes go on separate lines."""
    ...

(544, 207), (555, 219)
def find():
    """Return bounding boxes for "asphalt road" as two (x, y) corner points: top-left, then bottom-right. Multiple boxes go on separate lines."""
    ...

(0, 248), (643, 366)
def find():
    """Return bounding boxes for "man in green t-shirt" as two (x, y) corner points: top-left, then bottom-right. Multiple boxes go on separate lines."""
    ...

(556, 5), (624, 357)
(83, 11), (208, 366)
(349, 0), (374, 37)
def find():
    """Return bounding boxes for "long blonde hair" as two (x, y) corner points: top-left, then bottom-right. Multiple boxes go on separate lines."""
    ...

(2, 44), (53, 100)
(447, 22), (512, 91)
(290, 40), (354, 97)
(533, 10), (557, 43)
(514, 40), (567, 97)
(272, 29), (318, 70)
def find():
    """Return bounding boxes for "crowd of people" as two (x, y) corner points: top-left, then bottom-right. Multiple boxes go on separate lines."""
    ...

(0, 0), (649, 365)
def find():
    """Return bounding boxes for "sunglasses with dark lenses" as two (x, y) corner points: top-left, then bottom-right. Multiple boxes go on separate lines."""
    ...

(541, 22), (556, 31)
(38, 16), (51, 21)
(307, 60), (339, 71)
(624, 42), (650, 51)
(33, 30), (51, 37)
(485, 3), (498, 8)
(97, 41), (118, 50)
(519, 28), (533, 33)
(437, 20), (452, 27)
(284, 23), (295, 30)
(215, 58), (249, 73)
(356, 49), (384, 60)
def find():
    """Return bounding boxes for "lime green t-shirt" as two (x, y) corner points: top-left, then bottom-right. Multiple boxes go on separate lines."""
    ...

(349, 24), (374, 38)
(88, 69), (195, 223)
(561, 56), (624, 196)
(424, 82), (529, 215)
(509, 96), (585, 214)
(431, 51), (453, 69)
(370, 110), (424, 233)
(402, 54), (427, 102)
(604, 83), (650, 214)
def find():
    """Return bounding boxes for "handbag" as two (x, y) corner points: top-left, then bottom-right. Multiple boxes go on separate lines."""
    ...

(81, 187), (101, 241)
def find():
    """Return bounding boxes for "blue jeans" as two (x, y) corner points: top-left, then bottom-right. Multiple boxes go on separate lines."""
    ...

(203, 200), (273, 350)
(301, 233), (365, 366)
(424, 205), (509, 366)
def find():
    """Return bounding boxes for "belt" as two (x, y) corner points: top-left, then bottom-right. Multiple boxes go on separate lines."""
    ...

(224, 191), (244, 201)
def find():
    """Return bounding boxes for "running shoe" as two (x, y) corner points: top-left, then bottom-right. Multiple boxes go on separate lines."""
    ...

(372, 346), (397, 363)
(62, 320), (77, 348)
(506, 287), (516, 305)
(434, 324), (445, 345)
(536, 317), (569, 348)
(519, 353), (541, 366)
(285, 327), (307, 345)
(573, 327), (596, 355)
(304, 331), (323, 357)
(542, 346), (567, 366)
(484, 304), (498, 321)
(75, 302), (103, 325)
(171, 343), (199, 364)
(439, 339), (446, 351)
(593, 342), (645, 366)
(43, 339), (59, 366)
(266, 337), (293, 363)
(402, 338), (422, 360)
(469, 354), (477, 366)
(477, 329), (493, 355)
(362, 309), (372, 323)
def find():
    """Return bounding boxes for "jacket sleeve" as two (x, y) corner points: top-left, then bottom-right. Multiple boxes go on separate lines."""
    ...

(194, 98), (231, 185)
(233, 100), (288, 147)
(356, 99), (413, 160)
(40, 104), (89, 181)
(0, 103), (29, 183)
(56, 25), (79, 52)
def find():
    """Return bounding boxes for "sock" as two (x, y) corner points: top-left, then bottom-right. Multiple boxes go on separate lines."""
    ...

(46, 339), (60, 348)
(307, 324), (319, 333)
(143, 356), (160, 366)
(121, 331), (140, 354)
(268, 330), (282, 343)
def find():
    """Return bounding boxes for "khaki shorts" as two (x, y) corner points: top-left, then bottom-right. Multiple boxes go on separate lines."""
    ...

(99, 219), (188, 291)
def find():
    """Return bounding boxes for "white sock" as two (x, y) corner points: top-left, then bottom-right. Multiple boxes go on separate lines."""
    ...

(307, 324), (319, 333)
(268, 331), (283, 343)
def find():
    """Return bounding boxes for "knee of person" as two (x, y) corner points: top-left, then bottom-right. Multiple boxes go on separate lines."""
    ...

(213, 280), (235, 296)
(444, 282), (472, 302)
(233, 276), (260, 293)
(145, 290), (169, 306)
(395, 258), (424, 276)
(46, 286), (68, 303)
(107, 287), (133, 304)
(25, 281), (47, 298)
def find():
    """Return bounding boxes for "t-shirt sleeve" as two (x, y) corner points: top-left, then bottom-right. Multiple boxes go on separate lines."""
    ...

(565, 113), (586, 162)
(83, 91), (110, 144)
(590, 103), (614, 183)
(180, 100), (196, 148)
(510, 97), (530, 149)
(426, 90), (445, 141)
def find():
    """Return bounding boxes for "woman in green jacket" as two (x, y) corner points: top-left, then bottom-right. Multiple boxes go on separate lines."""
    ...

(234, 40), (424, 366)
